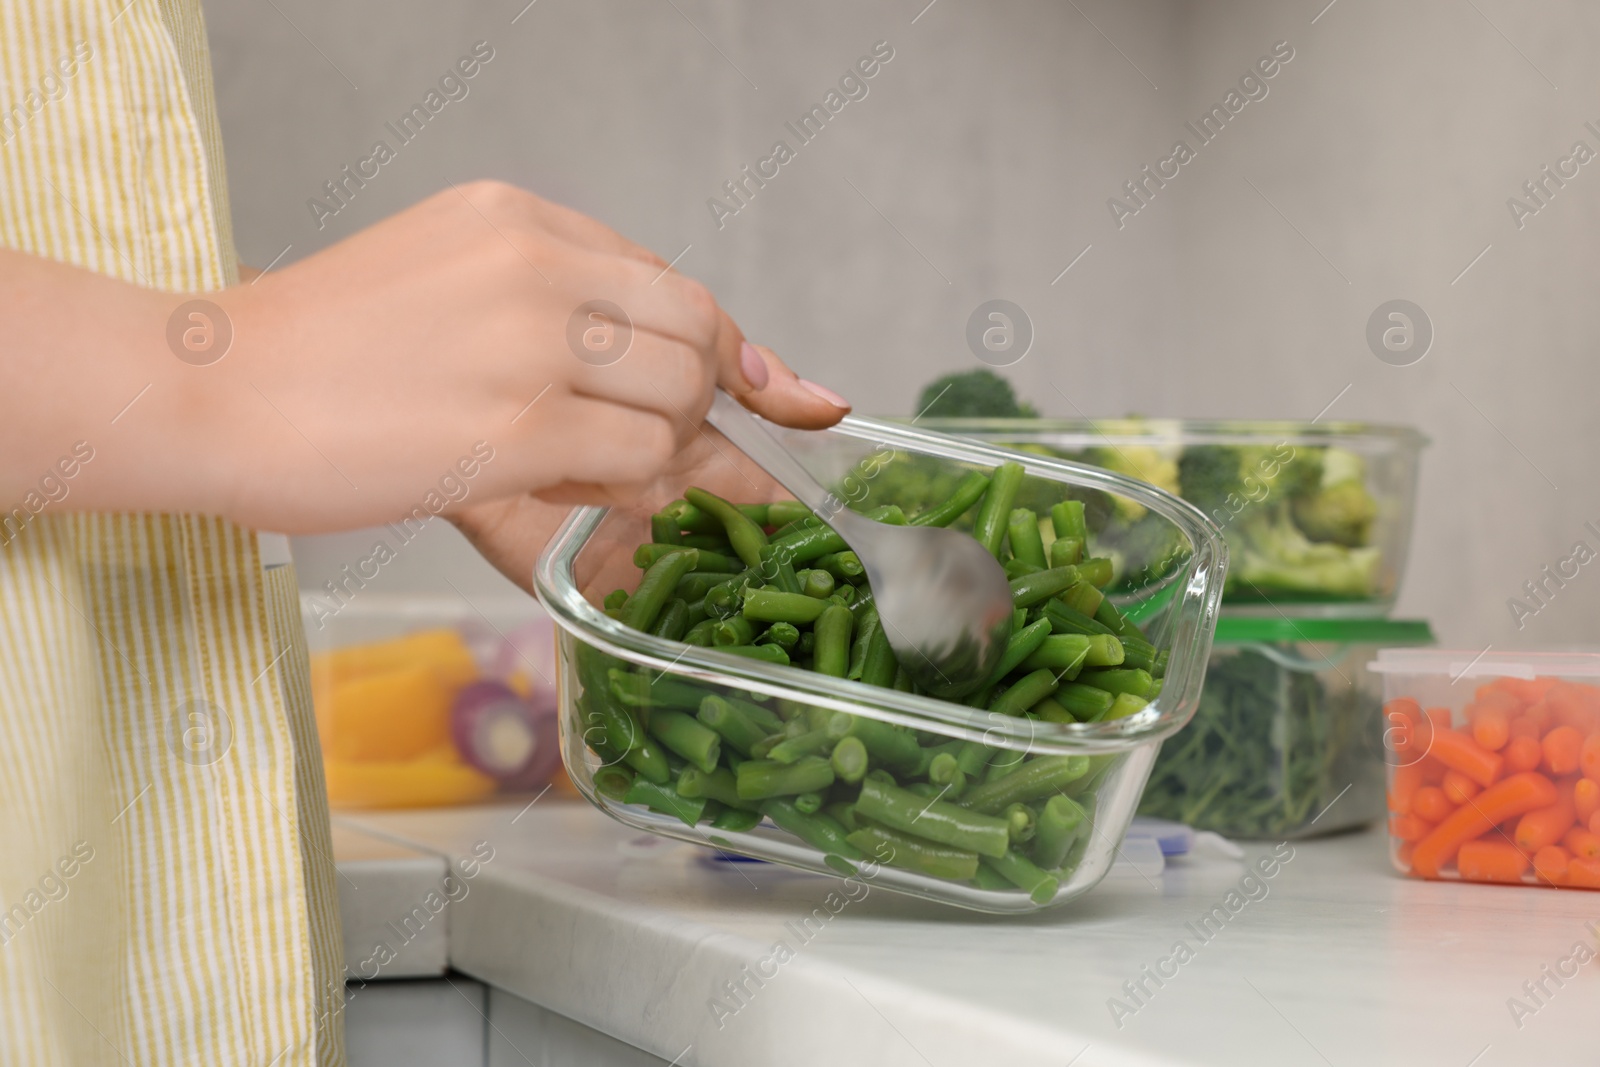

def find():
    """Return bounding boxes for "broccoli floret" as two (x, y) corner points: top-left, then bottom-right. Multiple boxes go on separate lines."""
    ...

(1292, 480), (1377, 548)
(1230, 508), (1381, 599)
(1177, 444), (1321, 524)
(915, 370), (1038, 418)
(1084, 445), (1181, 522)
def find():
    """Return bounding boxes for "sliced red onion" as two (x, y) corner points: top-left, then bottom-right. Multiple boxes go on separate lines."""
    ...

(450, 680), (559, 790)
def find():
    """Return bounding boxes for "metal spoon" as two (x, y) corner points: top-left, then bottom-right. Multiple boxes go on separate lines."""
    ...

(706, 391), (1014, 699)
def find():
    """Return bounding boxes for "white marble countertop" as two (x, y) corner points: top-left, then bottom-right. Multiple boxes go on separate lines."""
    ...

(338, 798), (1600, 1067)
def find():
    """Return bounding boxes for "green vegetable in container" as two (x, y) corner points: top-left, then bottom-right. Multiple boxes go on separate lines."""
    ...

(1137, 646), (1380, 838)
(570, 460), (1169, 900)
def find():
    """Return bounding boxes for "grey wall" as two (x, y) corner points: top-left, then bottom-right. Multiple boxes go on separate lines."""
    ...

(206, 0), (1600, 648)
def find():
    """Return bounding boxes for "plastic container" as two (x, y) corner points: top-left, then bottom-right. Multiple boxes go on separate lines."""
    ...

(1372, 649), (1600, 891)
(910, 418), (1425, 617)
(533, 415), (1227, 913)
(1139, 617), (1433, 839)
(301, 595), (561, 810)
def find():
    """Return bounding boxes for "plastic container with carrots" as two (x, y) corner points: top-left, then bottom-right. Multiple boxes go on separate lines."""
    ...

(1372, 650), (1600, 891)
(302, 595), (563, 809)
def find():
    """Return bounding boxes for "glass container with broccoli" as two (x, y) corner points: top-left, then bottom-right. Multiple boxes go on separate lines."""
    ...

(896, 370), (1425, 614)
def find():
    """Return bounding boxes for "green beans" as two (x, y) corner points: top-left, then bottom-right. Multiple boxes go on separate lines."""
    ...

(830, 735), (869, 784)
(1006, 508), (1047, 569)
(624, 777), (706, 826)
(735, 756), (835, 800)
(909, 470), (990, 528)
(960, 755), (1092, 814)
(1020, 634), (1120, 674)
(767, 500), (813, 528)
(766, 728), (833, 764)
(1031, 794), (1086, 869)
(633, 543), (741, 573)
(970, 462), (1025, 557)
(647, 710), (721, 774)
(742, 588), (829, 625)
(623, 548), (698, 632)
(1042, 599), (1116, 637)
(684, 487), (769, 568)
(855, 778), (1010, 858)
(981, 849), (1060, 904)
(858, 616), (898, 689)
(846, 824), (979, 881)
(711, 807), (763, 832)
(697, 694), (782, 755)
(580, 462), (1175, 901)
(593, 765), (635, 801)
(816, 550), (865, 581)
(767, 524), (846, 565)
(1048, 536), (1083, 568)
(762, 799), (862, 861)
(1053, 682), (1115, 721)
(989, 669), (1060, 718)
(927, 752), (966, 797)
(826, 714), (922, 775)
(1008, 565), (1084, 608)
(1050, 499), (1088, 544)
(649, 598), (690, 642)
(799, 568), (836, 599)
(1002, 802), (1036, 844)
(979, 618), (1052, 689)
(1076, 557), (1115, 589)
(756, 621), (800, 651)
(720, 643), (791, 666)
(711, 616), (756, 647)
(1080, 668), (1155, 699)
(651, 513), (684, 546)
(812, 604), (854, 678)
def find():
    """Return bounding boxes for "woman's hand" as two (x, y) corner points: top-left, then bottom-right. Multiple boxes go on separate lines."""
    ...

(188, 181), (848, 532)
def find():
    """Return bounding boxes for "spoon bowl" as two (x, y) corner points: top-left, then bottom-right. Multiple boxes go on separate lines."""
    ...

(707, 392), (1014, 697)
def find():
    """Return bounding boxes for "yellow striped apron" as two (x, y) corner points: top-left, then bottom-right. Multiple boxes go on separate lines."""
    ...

(0, 2), (345, 1063)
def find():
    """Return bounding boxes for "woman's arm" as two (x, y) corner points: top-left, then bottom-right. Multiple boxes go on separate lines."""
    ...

(0, 181), (847, 534)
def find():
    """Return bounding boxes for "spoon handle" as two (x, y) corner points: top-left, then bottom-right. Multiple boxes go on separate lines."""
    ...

(705, 391), (851, 526)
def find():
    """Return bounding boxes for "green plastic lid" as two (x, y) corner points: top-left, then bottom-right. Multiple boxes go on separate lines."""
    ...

(1213, 617), (1434, 646)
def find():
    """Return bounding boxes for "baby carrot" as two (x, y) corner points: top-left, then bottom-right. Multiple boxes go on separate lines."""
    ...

(1472, 707), (1510, 752)
(1516, 703), (1555, 739)
(1563, 856), (1600, 888)
(1412, 786), (1453, 824)
(1533, 844), (1570, 885)
(1390, 813), (1434, 843)
(1411, 772), (1559, 878)
(1424, 706), (1453, 735)
(1504, 736), (1543, 775)
(1441, 770), (1481, 806)
(1576, 778), (1600, 825)
(1508, 714), (1541, 741)
(1515, 791), (1576, 853)
(1457, 840), (1530, 884)
(1385, 700), (1428, 759)
(1542, 725), (1583, 776)
(1429, 729), (1504, 788)
(1592, 810), (1600, 835)
(1389, 762), (1425, 815)
(1580, 732), (1600, 782)
(1561, 827), (1600, 860)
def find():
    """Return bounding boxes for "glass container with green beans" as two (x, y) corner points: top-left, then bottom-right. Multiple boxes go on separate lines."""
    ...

(533, 416), (1226, 913)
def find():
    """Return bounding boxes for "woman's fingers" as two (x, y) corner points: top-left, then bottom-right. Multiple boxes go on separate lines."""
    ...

(731, 343), (851, 429)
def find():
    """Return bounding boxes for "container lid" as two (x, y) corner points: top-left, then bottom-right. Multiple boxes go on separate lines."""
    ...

(1214, 617), (1433, 645)
(1370, 647), (1600, 680)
